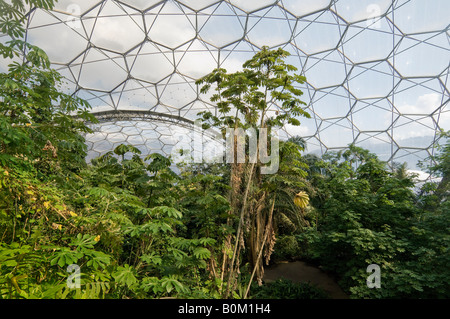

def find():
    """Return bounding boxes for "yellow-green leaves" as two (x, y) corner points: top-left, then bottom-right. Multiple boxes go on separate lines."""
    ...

(294, 191), (309, 209)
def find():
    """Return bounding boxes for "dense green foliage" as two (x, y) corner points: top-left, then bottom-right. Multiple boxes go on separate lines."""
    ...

(0, 144), (230, 298)
(1, 0), (448, 300)
(296, 142), (449, 298)
(0, 0), (227, 299)
(251, 278), (329, 299)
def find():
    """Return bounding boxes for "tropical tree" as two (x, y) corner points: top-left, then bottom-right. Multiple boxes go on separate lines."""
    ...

(0, 0), (96, 173)
(196, 46), (310, 296)
(300, 144), (449, 298)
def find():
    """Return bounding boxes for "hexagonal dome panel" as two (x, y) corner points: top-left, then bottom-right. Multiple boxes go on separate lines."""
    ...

(14, 0), (449, 170)
(147, 1), (196, 48)
(89, 1), (145, 53)
(280, 0), (330, 18)
(128, 42), (174, 83)
(198, 2), (245, 48)
(26, 10), (89, 64)
(77, 48), (128, 91)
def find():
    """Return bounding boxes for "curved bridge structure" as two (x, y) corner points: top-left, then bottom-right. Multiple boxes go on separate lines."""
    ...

(16, 0), (449, 169)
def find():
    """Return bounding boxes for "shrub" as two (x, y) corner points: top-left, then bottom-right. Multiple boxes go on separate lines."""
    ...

(271, 235), (301, 263)
(251, 278), (329, 299)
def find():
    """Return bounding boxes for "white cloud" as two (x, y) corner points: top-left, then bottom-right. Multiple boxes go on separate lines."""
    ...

(91, 17), (144, 52)
(229, 0), (275, 12)
(397, 93), (441, 114)
(149, 9), (196, 48)
(282, 0), (330, 17)
(282, 123), (309, 137)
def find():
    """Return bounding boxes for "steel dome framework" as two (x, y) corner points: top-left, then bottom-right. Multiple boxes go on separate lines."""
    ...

(12, 0), (450, 168)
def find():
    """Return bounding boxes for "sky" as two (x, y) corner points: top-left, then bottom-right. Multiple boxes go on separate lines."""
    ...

(2, 0), (448, 169)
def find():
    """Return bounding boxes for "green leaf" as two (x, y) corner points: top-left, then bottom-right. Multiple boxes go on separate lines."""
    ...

(145, 153), (172, 172)
(140, 252), (162, 266)
(199, 237), (217, 246)
(85, 250), (111, 270)
(193, 247), (211, 260)
(87, 187), (111, 199)
(50, 248), (82, 268)
(160, 276), (188, 294)
(151, 206), (182, 219)
(4, 259), (18, 267)
(113, 144), (141, 156)
(112, 264), (137, 288)
(71, 233), (97, 251)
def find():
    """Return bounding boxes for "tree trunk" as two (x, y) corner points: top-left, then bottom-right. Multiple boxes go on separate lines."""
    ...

(244, 196), (276, 298)
(248, 191), (267, 285)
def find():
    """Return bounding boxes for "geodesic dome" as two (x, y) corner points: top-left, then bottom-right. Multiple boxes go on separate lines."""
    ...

(10, 0), (449, 169)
